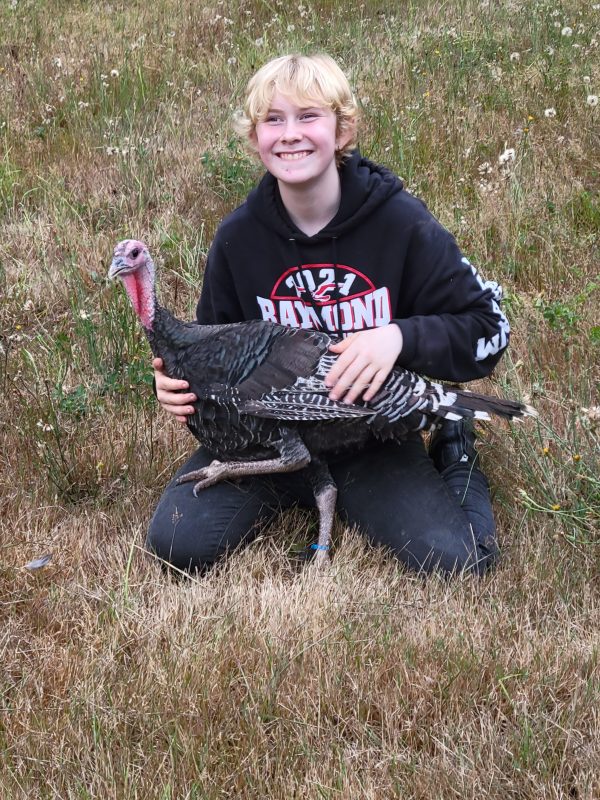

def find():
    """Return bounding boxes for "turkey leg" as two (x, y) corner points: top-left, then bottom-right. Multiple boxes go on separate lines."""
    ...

(175, 427), (311, 495)
(306, 459), (337, 568)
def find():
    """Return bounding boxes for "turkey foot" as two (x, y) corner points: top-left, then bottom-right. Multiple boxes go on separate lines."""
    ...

(176, 429), (312, 496)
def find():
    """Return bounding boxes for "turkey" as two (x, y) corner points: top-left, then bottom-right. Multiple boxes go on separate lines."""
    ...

(109, 239), (536, 566)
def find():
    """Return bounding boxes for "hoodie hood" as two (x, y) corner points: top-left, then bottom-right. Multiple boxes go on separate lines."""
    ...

(245, 150), (404, 241)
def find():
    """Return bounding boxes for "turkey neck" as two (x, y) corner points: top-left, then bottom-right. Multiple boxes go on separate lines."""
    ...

(121, 270), (156, 331)
(144, 306), (218, 382)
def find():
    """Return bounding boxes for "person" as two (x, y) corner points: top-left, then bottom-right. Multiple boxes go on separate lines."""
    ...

(148, 53), (510, 576)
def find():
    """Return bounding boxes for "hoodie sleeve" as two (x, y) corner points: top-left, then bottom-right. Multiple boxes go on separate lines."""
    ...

(393, 215), (510, 382)
(196, 236), (245, 325)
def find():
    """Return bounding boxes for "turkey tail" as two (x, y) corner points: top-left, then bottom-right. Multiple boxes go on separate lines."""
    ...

(438, 389), (537, 422)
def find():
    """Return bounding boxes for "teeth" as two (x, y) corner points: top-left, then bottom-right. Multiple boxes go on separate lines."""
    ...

(279, 151), (310, 160)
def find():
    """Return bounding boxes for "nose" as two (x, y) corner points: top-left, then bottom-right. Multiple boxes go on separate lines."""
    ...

(280, 117), (302, 142)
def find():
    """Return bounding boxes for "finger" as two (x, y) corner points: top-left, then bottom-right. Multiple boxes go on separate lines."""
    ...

(157, 390), (196, 407)
(152, 357), (164, 369)
(326, 354), (362, 397)
(328, 358), (370, 401)
(163, 402), (195, 417)
(325, 348), (360, 388)
(341, 366), (378, 405)
(362, 369), (388, 402)
(156, 373), (190, 392)
(328, 333), (357, 353)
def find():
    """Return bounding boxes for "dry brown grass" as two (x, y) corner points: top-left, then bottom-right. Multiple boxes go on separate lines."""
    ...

(1, 0), (598, 797)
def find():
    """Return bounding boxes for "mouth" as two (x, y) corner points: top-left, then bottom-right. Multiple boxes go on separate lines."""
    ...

(276, 151), (312, 161)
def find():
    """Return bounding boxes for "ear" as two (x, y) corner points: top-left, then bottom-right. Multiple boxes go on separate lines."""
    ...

(248, 128), (260, 153)
(336, 118), (357, 151)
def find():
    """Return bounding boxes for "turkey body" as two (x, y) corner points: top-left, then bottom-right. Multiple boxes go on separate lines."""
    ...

(148, 309), (378, 464)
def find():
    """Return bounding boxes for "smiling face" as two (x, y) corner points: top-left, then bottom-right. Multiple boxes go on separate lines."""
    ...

(253, 93), (350, 191)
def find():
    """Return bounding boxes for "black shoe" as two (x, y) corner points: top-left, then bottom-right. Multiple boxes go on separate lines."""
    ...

(429, 418), (478, 473)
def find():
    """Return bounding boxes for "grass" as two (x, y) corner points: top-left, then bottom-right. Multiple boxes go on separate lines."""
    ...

(0, 0), (598, 797)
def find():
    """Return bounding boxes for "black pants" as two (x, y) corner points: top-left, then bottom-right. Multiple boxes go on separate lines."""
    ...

(146, 434), (499, 576)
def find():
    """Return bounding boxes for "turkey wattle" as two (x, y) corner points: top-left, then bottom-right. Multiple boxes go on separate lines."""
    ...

(109, 238), (536, 566)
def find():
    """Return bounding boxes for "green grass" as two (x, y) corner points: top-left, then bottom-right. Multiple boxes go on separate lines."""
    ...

(0, 0), (599, 798)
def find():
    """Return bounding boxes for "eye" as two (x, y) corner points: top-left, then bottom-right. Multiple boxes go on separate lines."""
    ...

(131, 248), (140, 258)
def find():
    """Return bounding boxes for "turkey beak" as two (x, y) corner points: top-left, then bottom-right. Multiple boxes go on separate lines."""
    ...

(108, 256), (128, 280)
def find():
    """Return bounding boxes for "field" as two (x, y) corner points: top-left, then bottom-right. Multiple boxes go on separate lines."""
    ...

(1, 0), (599, 797)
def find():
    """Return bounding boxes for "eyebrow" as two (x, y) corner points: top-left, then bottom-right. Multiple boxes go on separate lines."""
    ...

(266, 105), (322, 113)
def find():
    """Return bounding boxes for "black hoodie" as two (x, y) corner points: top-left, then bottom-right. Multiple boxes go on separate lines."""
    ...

(197, 151), (509, 382)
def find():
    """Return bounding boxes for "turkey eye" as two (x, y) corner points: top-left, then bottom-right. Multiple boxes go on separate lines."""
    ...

(131, 248), (140, 258)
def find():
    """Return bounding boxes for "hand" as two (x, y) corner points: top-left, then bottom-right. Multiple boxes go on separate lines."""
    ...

(325, 325), (403, 404)
(153, 357), (196, 424)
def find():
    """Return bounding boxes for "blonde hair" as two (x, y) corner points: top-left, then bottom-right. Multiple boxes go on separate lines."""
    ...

(233, 53), (359, 162)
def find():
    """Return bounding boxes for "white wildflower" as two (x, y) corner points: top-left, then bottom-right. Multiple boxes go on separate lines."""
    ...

(582, 406), (600, 422)
(254, 37), (264, 46)
(36, 420), (54, 433)
(510, 52), (520, 62)
(545, 45), (555, 56)
(227, 56), (237, 65)
(587, 94), (598, 107)
(23, 299), (34, 311)
(544, 107), (557, 117)
(498, 147), (515, 165)
(78, 309), (90, 320)
(561, 26), (573, 37)
(110, 69), (119, 78)
(53, 57), (62, 69)
(106, 146), (118, 155)
(583, 75), (591, 84)
(78, 101), (89, 109)
(478, 161), (493, 174)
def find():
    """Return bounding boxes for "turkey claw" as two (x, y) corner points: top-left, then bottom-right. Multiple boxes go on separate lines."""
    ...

(176, 460), (224, 494)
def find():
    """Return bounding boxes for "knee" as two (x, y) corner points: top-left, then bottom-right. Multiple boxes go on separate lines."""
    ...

(145, 508), (217, 574)
(393, 525), (499, 577)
